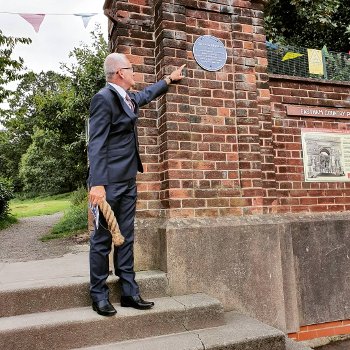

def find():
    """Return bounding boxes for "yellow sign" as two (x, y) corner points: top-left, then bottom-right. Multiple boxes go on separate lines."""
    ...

(282, 52), (303, 61)
(307, 49), (324, 75)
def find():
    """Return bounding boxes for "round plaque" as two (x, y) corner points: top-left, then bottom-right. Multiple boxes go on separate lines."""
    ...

(192, 35), (227, 72)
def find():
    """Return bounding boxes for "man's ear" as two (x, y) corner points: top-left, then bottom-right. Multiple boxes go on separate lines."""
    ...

(117, 70), (123, 79)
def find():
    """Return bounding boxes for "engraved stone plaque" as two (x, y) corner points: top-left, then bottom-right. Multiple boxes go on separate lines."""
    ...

(192, 35), (227, 72)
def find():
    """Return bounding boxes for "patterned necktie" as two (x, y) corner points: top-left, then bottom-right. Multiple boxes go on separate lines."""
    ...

(125, 94), (135, 112)
(125, 94), (139, 150)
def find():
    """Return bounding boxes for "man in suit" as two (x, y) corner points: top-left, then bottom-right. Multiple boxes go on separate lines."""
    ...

(88, 53), (185, 316)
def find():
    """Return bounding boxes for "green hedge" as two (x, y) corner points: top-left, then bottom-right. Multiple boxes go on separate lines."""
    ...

(0, 179), (14, 219)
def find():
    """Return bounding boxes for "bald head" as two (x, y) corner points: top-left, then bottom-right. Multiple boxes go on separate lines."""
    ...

(104, 53), (129, 81)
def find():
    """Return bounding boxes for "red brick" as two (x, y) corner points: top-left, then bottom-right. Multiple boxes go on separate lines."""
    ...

(194, 208), (219, 217)
(297, 330), (318, 341)
(307, 321), (342, 331)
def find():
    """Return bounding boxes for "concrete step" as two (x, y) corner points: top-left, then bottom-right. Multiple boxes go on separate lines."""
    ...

(0, 293), (224, 350)
(0, 252), (168, 316)
(285, 338), (313, 350)
(74, 311), (287, 350)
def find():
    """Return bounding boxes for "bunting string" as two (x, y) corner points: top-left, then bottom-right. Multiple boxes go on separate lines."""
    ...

(0, 11), (100, 33)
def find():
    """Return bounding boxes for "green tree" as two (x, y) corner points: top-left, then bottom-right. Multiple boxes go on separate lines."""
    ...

(0, 30), (31, 104)
(0, 71), (69, 190)
(44, 29), (108, 192)
(264, 0), (350, 52)
(19, 128), (75, 194)
(63, 29), (107, 121)
(1, 28), (108, 195)
(0, 178), (14, 220)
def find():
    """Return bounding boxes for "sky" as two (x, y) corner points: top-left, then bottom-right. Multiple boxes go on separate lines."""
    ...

(0, 0), (108, 73)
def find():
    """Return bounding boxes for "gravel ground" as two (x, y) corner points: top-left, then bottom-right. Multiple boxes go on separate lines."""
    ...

(0, 213), (89, 262)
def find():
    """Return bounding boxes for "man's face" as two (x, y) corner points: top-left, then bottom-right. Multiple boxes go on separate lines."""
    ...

(119, 59), (135, 89)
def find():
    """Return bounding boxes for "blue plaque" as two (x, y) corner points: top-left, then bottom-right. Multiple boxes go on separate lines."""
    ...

(192, 35), (227, 71)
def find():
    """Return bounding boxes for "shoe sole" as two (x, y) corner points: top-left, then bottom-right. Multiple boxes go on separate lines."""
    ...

(92, 304), (117, 316)
(120, 302), (153, 310)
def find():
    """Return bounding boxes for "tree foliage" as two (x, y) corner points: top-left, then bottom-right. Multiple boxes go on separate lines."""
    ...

(264, 0), (350, 52)
(0, 28), (108, 196)
(19, 129), (76, 194)
(0, 30), (31, 103)
(1, 71), (70, 190)
(0, 178), (14, 220)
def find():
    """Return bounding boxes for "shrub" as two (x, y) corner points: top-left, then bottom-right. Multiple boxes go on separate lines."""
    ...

(0, 178), (14, 220)
(19, 128), (79, 196)
(70, 186), (87, 206)
(41, 187), (88, 240)
(46, 202), (88, 239)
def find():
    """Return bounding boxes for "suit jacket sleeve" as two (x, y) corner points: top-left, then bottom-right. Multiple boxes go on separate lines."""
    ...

(88, 93), (111, 187)
(132, 79), (168, 107)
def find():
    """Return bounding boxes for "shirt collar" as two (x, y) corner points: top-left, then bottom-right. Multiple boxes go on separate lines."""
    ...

(108, 82), (127, 99)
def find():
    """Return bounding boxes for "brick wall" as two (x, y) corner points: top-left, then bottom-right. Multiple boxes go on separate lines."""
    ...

(288, 319), (350, 341)
(106, 0), (272, 218)
(104, 0), (350, 219)
(270, 75), (350, 213)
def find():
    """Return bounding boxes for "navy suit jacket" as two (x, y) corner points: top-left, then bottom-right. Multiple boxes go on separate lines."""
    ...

(88, 80), (168, 186)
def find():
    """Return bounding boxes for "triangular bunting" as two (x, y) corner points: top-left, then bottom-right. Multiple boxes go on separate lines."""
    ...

(81, 16), (92, 28)
(321, 45), (329, 56)
(19, 13), (45, 33)
(282, 52), (303, 61)
(74, 13), (97, 28)
(266, 41), (278, 50)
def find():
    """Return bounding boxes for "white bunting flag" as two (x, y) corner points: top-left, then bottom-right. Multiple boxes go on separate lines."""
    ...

(74, 13), (97, 28)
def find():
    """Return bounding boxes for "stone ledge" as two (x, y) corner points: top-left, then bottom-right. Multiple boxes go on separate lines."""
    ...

(162, 211), (350, 230)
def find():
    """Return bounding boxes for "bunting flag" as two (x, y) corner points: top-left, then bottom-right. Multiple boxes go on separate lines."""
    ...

(19, 13), (45, 33)
(282, 52), (303, 61)
(307, 49), (324, 75)
(321, 45), (329, 57)
(0, 11), (100, 33)
(74, 13), (97, 28)
(266, 41), (278, 50)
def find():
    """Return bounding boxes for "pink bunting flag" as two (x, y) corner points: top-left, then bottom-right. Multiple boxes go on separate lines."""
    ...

(19, 13), (45, 33)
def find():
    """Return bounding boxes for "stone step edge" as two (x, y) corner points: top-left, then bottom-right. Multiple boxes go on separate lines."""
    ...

(0, 270), (169, 317)
(285, 338), (313, 350)
(75, 311), (287, 350)
(0, 294), (225, 350)
(0, 269), (166, 291)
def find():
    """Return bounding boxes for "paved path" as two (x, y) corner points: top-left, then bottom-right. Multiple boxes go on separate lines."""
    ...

(0, 213), (88, 262)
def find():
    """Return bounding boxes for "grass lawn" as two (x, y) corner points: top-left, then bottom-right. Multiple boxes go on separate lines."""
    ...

(6, 189), (88, 240)
(10, 193), (72, 218)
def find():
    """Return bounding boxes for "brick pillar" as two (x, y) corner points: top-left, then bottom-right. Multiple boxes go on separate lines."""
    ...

(252, 0), (277, 210)
(231, 0), (274, 215)
(154, 0), (192, 218)
(105, 0), (164, 218)
(104, 0), (274, 218)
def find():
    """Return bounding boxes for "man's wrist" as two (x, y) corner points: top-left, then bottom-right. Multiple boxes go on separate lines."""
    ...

(164, 76), (172, 85)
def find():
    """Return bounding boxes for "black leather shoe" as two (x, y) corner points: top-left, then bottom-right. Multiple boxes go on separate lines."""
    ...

(92, 300), (117, 316)
(120, 295), (154, 310)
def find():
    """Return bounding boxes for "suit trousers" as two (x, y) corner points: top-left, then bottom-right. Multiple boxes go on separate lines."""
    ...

(89, 178), (139, 302)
